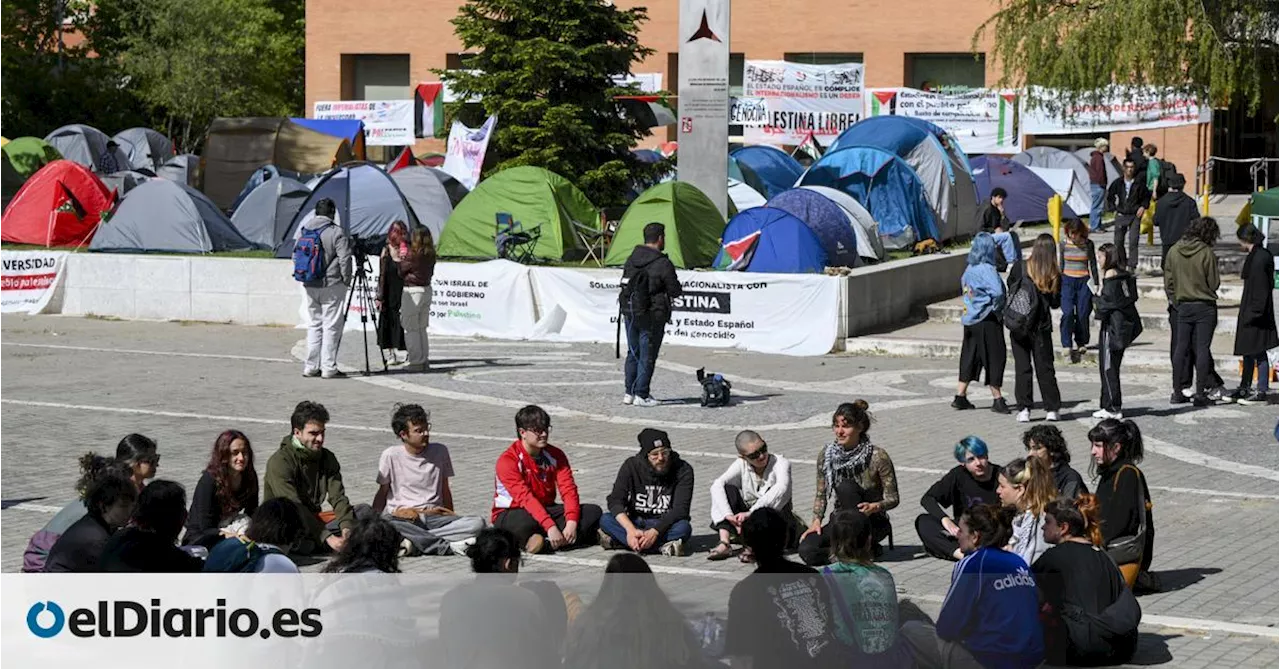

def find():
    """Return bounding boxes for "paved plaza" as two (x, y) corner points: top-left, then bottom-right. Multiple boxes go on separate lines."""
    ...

(2, 314), (1277, 667)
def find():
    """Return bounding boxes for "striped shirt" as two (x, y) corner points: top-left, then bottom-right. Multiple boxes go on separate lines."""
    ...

(1059, 239), (1095, 280)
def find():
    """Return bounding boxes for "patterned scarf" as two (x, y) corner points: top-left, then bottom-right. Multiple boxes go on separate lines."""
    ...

(822, 435), (874, 491)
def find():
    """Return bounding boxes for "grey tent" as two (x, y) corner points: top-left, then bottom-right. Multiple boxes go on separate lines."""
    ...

(1072, 148), (1122, 185)
(99, 170), (152, 197)
(275, 162), (420, 258)
(113, 128), (174, 172)
(389, 166), (455, 241)
(156, 154), (200, 187)
(231, 177), (310, 249)
(423, 166), (469, 207)
(90, 179), (262, 253)
(1012, 147), (1092, 193)
(44, 124), (129, 173)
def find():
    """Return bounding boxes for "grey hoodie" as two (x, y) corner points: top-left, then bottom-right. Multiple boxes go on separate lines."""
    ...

(301, 215), (353, 288)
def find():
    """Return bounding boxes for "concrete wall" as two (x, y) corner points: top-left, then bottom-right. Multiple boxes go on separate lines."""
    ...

(840, 252), (969, 337)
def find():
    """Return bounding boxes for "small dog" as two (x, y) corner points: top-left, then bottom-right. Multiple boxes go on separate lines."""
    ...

(697, 367), (732, 407)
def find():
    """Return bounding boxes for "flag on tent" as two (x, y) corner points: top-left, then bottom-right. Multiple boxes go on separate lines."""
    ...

(415, 83), (445, 138)
(387, 146), (418, 172)
(792, 132), (824, 161)
(714, 230), (762, 271)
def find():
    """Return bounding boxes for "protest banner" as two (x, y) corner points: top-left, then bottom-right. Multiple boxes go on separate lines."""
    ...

(1, 250), (67, 314)
(312, 100), (415, 146)
(742, 60), (864, 145)
(864, 87), (1022, 154)
(1021, 86), (1211, 134)
(442, 115), (498, 191)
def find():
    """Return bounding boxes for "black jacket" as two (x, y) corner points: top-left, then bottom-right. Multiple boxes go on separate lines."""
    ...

(979, 201), (1009, 232)
(621, 244), (683, 325)
(1096, 460), (1154, 570)
(1096, 272), (1142, 350)
(1052, 463), (1088, 500)
(1154, 191), (1197, 261)
(100, 527), (204, 573)
(182, 470), (259, 549)
(920, 464), (1002, 521)
(1234, 245), (1279, 356)
(1105, 178), (1150, 216)
(606, 447), (694, 537)
(1008, 261), (1062, 333)
(44, 512), (114, 572)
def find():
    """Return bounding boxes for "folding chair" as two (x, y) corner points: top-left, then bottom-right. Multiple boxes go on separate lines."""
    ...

(495, 212), (542, 264)
(572, 217), (607, 266)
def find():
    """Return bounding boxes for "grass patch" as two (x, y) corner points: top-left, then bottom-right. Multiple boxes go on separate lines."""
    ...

(1, 243), (276, 259)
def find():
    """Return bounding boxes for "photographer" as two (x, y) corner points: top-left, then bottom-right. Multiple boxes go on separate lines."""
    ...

(397, 225), (437, 373)
(299, 198), (353, 379)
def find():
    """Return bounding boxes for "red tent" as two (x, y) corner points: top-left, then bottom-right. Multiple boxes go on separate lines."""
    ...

(2, 160), (115, 247)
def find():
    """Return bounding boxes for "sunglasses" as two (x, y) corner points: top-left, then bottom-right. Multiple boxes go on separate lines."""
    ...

(521, 426), (551, 435)
(741, 444), (768, 461)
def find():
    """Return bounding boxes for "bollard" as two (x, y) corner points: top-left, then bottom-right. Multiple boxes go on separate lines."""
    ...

(1201, 183), (1211, 216)
(1048, 194), (1062, 242)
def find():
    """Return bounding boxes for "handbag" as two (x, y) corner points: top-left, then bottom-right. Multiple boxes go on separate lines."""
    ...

(1104, 464), (1149, 565)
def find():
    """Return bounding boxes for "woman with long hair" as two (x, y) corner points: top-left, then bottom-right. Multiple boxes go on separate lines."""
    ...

(1089, 419), (1157, 592)
(954, 232), (1011, 413)
(821, 510), (914, 667)
(323, 516), (402, 573)
(1093, 242), (1142, 419)
(799, 400), (899, 565)
(377, 220), (409, 364)
(1008, 233), (1063, 422)
(1033, 494), (1140, 666)
(183, 430), (259, 549)
(1231, 223), (1277, 404)
(397, 225), (438, 373)
(996, 457), (1056, 565)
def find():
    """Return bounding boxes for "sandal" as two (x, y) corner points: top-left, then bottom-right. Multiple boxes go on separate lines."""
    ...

(739, 547), (756, 564)
(707, 541), (734, 561)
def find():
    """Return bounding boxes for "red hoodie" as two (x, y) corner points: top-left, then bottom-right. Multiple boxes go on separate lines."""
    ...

(491, 440), (581, 529)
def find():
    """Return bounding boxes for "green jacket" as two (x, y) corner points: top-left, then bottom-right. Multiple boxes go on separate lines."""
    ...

(263, 436), (356, 547)
(1164, 239), (1220, 305)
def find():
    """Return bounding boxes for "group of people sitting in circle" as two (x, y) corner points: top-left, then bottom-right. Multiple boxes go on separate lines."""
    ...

(23, 396), (1154, 667)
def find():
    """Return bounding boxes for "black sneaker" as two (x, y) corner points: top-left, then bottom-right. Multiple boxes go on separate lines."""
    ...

(1237, 390), (1271, 406)
(1190, 394), (1211, 407)
(951, 395), (975, 410)
(1068, 348), (1083, 364)
(991, 397), (1011, 414)
(1169, 391), (1190, 405)
(1230, 386), (1253, 401)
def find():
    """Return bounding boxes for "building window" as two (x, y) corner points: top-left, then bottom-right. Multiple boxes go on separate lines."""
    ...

(445, 53), (478, 71)
(783, 52), (864, 65)
(344, 54), (411, 101)
(905, 53), (985, 91)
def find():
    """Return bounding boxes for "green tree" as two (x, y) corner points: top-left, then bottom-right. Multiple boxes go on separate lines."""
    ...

(977, 0), (1278, 113)
(438, 0), (666, 207)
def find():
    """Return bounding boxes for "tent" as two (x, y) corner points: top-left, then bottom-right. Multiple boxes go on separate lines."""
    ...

(1024, 166), (1088, 219)
(231, 177), (310, 250)
(389, 166), (457, 242)
(798, 146), (939, 250)
(1, 160), (115, 247)
(230, 164), (316, 213)
(421, 167), (469, 207)
(765, 188), (862, 268)
(277, 162), (420, 258)
(156, 154), (200, 187)
(728, 178), (767, 212)
(2, 137), (62, 209)
(113, 128), (174, 172)
(712, 208), (827, 273)
(44, 125), (129, 173)
(439, 166), (599, 261)
(1073, 148), (1122, 185)
(290, 118), (367, 160)
(1012, 147), (1092, 195)
(99, 170), (152, 197)
(605, 182), (725, 269)
(799, 185), (884, 261)
(730, 146), (805, 199)
(969, 155), (1066, 223)
(417, 152), (446, 167)
(200, 117), (355, 210)
(91, 179), (260, 253)
(831, 116), (979, 242)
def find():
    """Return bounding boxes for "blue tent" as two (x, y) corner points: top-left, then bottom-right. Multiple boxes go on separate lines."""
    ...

(713, 208), (827, 273)
(730, 146), (804, 199)
(798, 146), (939, 250)
(632, 149), (663, 163)
(765, 188), (862, 268)
(969, 155), (1077, 223)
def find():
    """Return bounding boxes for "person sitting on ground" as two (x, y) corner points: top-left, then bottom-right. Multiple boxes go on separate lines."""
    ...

(183, 429), (259, 549)
(707, 429), (795, 561)
(563, 553), (711, 669)
(997, 457), (1055, 566)
(725, 507), (843, 669)
(100, 480), (203, 573)
(323, 516), (403, 573)
(1033, 494), (1141, 666)
(264, 401), (355, 554)
(372, 403), (486, 556)
(601, 428), (695, 556)
(820, 510), (915, 667)
(980, 187), (1011, 233)
(24, 434), (158, 572)
(953, 232), (1011, 413)
(1089, 419), (1158, 592)
(1023, 424), (1088, 499)
(799, 400), (899, 566)
(900, 504), (1045, 669)
(914, 436), (1002, 561)
(45, 466), (139, 572)
(492, 405), (603, 554)
(204, 498), (307, 573)
(1231, 223), (1278, 405)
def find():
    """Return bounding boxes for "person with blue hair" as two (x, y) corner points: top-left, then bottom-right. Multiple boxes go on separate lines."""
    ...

(914, 436), (1002, 561)
(953, 233), (1011, 413)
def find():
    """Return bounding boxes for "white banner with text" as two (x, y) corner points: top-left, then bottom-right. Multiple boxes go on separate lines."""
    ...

(312, 100), (415, 146)
(1021, 86), (1211, 135)
(742, 60), (864, 145)
(1, 250), (67, 314)
(864, 87), (1022, 154)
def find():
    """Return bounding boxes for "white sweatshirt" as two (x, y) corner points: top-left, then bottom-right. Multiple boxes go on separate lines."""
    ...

(708, 454), (793, 524)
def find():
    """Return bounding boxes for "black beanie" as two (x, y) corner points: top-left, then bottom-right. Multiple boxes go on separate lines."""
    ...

(637, 428), (671, 456)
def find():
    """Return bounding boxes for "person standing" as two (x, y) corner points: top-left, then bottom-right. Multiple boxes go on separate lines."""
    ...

(600, 428), (695, 556)
(99, 140), (122, 174)
(1142, 144), (1162, 195)
(707, 430), (795, 561)
(979, 187), (1010, 233)
(1154, 174), (1197, 264)
(1087, 138), (1110, 231)
(1232, 223), (1278, 404)
(298, 198), (353, 379)
(1165, 217), (1223, 406)
(1125, 137), (1147, 176)
(1105, 160), (1151, 272)
(1058, 219), (1099, 363)
(377, 221), (408, 365)
(953, 233), (1011, 413)
(620, 222), (683, 407)
(1094, 243), (1143, 419)
(1009, 234), (1063, 422)
(397, 225), (437, 373)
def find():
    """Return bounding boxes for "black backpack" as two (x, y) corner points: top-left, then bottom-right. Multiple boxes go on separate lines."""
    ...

(620, 266), (653, 320)
(1156, 160), (1177, 195)
(1003, 272), (1040, 339)
(697, 368), (732, 407)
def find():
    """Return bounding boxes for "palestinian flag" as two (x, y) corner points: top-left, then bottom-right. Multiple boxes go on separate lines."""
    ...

(870, 90), (898, 116)
(792, 131), (824, 161)
(386, 146), (418, 173)
(997, 93), (1020, 148)
(415, 83), (445, 138)
(715, 230), (762, 271)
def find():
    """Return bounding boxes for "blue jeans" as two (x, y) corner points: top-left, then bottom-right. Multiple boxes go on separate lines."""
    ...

(1059, 275), (1093, 349)
(624, 316), (665, 398)
(1089, 184), (1105, 230)
(599, 513), (692, 551)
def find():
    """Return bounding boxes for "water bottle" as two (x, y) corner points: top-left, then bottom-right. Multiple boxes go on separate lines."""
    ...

(701, 612), (715, 649)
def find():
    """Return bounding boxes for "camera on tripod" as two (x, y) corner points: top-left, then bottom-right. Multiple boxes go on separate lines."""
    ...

(342, 235), (389, 375)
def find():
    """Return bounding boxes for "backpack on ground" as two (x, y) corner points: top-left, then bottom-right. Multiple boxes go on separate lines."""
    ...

(697, 367), (732, 407)
(619, 266), (653, 320)
(203, 536), (282, 573)
(292, 223), (330, 282)
(1003, 272), (1040, 339)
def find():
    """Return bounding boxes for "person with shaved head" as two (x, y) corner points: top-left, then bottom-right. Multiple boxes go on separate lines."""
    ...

(706, 430), (796, 560)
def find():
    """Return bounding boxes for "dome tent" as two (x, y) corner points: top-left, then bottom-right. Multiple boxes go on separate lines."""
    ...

(90, 179), (260, 253)
(113, 128), (174, 172)
(44, 124), (128, 173)
(799, 185), (883, 261)
(2, 160), (115, 247)
(1012, 146), (1092, 194)
(730, 145), (805, 199)
(765, 188), (862, 268)
(798, 146), (939, 251)
(969, 155), (1073, 223)
(156, 154), (200, 187)
(276, 162), (420, 258)
(713, 208), (827, 273)
(2, 136), (62, 209)
(231, 177), (310, 250)
(99, 170), (152, 197)
(389, 165), (457, 242)
(605, 181), (726, 269)
(1023, 165), (1088, 219)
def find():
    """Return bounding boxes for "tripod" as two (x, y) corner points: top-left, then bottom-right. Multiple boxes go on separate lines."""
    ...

(341, 251), (388, 376)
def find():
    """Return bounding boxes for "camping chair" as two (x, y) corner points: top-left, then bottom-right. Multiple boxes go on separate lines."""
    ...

(572, 215), (607, 266)
(495, 213), (542, 264)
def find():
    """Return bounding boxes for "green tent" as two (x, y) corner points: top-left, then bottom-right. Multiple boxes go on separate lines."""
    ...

(438, 166), (599, 261)
(1253, 187), (1278, 218)
(604, 181), (726, 268)
(2, 137), (62, 209)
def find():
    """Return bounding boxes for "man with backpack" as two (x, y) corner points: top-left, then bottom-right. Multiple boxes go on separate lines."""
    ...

(295, 198), (353, 379)
(619, 222), (683, 407)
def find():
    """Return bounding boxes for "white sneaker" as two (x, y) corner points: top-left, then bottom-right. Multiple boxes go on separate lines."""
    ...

(1207, 386), (1225, 402)
(1016, 408), (1031, 423)
(622, 394), (634, 405)
(1092, 408), (1123, 420)
(633, 396), (660, 407)
(1182, 388), (1195, 398)
(449, 537), (476, 555)
(1045, 411), (1060, 422)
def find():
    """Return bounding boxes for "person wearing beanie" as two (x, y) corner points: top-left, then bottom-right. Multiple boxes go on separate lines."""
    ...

(600, 427), (695, 556)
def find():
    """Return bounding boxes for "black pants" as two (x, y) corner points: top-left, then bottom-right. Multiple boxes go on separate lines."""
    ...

(797, 479), (891, 566)
(712, 486), (800, 546)
(1098, 329), (1126, 411)
(914, 514), (961, 561)
(494, 503), (603, 550)
(1114, 214), (1140, 270)
(1168, 304), (1223, 392)
(1011, 327), (1061, 412)
(958, 315), (1006, 387)
(1242, 354), (1271, 391)
(1172, 302), (1217, 394)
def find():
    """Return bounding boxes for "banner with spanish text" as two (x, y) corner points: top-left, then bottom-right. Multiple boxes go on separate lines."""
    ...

(313, 100), (415, 146)
(864, 87), (1022, 154)
(442, 115), (497, 191)
(1, 250), (67, 314)
(742, 60), (864, 145)
(1020, 86), (1211, 134)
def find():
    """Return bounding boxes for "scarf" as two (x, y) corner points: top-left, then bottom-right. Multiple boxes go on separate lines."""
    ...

(822, 436), (874, 492)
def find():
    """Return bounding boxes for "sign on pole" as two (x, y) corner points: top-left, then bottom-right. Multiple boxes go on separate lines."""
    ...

(677, 0), (730, 218)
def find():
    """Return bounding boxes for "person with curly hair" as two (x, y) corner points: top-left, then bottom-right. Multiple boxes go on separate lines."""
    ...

(323, 516), (403, 573)
(1022, 424), (1087, 500)
(183, 430), (259, 549)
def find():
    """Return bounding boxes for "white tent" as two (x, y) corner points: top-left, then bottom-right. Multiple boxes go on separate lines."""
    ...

(728, 178), (767, 212)
(1025, 166), (1091, 219)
